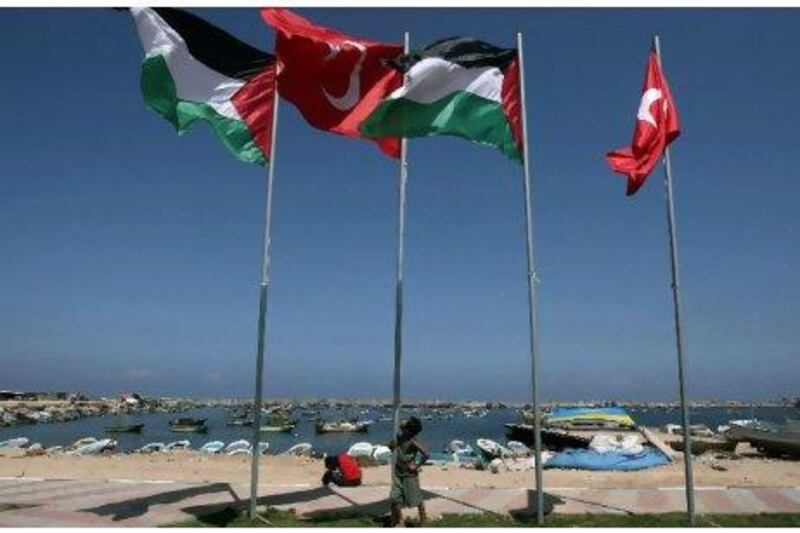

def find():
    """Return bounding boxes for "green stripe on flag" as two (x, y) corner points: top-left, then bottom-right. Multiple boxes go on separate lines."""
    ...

(361, 91), (521, 163)
(141, 54), (267, 165)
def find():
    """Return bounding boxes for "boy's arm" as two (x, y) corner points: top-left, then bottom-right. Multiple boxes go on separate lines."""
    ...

(412, 440), (430, 472)
(414, 440), (430, 466)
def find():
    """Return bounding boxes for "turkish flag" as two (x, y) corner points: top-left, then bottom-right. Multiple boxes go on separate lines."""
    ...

(261, 8), (402, 158)
(606, 50), (680, 196)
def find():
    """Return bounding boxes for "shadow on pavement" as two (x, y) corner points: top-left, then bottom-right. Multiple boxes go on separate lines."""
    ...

(507, 489), (563, 519)
(80, 482), (238, 522)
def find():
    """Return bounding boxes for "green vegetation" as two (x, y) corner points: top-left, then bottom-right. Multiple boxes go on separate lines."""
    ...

(170, 507), (800, 528)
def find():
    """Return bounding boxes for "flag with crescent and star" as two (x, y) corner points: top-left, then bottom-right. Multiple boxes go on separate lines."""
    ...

(606, 49), (680, 196)
(261, 8), (402, 158)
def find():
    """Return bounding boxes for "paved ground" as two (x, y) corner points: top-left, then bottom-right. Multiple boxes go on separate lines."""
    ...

(0, 477), (798, 527)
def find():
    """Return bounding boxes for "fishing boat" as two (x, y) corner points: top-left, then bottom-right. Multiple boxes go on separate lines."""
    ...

(315, 420), (372, 434)
(259, 413), (296, 433)
(724, 421), (800, 459)
(226, 417), (252, 427)
(104, 423), (144, 434)
(543, 406), (636, 430)
(259, 423), (295, 433)
(168, 417), (208, 433)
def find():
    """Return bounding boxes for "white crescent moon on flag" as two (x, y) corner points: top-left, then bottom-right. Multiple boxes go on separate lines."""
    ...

(322, 40), (367, 111)
(637, 87), (663, 127)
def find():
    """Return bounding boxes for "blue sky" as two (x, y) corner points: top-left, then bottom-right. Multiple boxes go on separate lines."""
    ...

(1, 8), (798, 401)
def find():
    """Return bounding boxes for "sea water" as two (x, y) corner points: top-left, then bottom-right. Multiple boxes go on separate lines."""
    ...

(0, 405), (796, 456)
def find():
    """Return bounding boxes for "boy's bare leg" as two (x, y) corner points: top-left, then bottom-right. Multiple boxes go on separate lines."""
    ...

(390, 503), (403, 527)
(418, 503), (427, 525)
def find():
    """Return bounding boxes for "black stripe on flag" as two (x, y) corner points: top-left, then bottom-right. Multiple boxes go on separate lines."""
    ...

(153, 8), (275, 81)
(391, 37), (516, 72)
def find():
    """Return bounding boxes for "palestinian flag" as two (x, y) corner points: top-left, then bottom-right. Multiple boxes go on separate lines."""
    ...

(130, 8), (276, 165)
(360, 37), (523, 162)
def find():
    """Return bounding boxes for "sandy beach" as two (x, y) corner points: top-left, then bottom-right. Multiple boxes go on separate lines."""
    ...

(1, 450), (798, 490)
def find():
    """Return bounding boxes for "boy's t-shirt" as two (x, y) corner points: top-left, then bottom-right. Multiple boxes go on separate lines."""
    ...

(394, 439), (422, 477)
(337, 452), (362, 482)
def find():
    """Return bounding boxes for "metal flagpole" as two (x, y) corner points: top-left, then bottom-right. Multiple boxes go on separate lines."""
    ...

(516, 32), (545, 526)
(390, 30), (410, 516)
(248, 88), (281, 520)
(653, 34), (695, 525)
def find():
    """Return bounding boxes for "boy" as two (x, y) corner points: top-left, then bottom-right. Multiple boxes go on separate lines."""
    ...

(388, 416), (429, 526)
(322, 451), (362, 487)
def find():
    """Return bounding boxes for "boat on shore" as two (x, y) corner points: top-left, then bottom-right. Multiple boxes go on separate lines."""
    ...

(168, 418), (208, 433)
(667, 436), (737, 455)
(104, 423), (144, 434)
(724, 421), (800, 459)
(505, 423), (592, 451)
(476, 438), (508, 459)
(315, 420), (372, 434)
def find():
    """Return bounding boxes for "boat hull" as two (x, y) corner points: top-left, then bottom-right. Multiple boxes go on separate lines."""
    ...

(104, 424), (144, 434)
(725, 425), (800, 459)
(259, 425), (295, 433)
(505, 423), (591, 451)
(168, 426), (208, 433)
(667, 437), (737, 455)
(315, 423), (370, 434)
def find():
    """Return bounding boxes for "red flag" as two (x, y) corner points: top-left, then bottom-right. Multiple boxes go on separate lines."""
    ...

(261, 8), (402, 158)
(606, 50), (680, 196)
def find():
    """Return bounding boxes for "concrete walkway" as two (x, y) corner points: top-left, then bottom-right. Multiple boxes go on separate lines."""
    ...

(0, 477), (798, 527)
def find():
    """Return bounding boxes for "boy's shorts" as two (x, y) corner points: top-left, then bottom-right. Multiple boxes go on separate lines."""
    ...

(390, 474), (424, 507)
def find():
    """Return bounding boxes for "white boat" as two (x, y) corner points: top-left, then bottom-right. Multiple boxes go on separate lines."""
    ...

(283, 443), (313, 456)
(371, 445), (392, 463)
(70, 437), (97, 449)
(316, 420), (372, 434)
(225, 440), (252, 455)
(256, 442), (270, 455)
(164, 440), (191, 451)
(476, 438), (508, 459)
(259, 424), (296, 433)
(0, 437), (29, 449)
(347, 441), (375, 459)
(199, 441), (225, 454)
(138, 442), (166, 453)
(448, 439), (471, 454)
(74, 438), (116, 456)
(506, 440), (531, 457)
